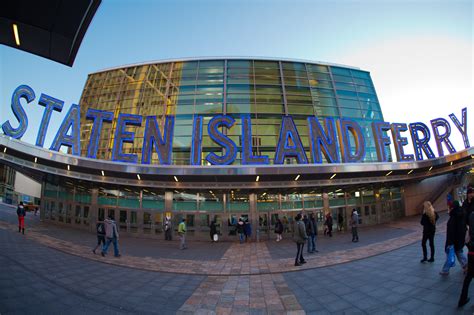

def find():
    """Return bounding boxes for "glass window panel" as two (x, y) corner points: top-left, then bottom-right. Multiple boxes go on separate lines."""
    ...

(353, 77), (373, 86)
(282, 62), (306, 71)
(254, 60), (279, 69)
(227, 76), (254, 84)
(306, 64), (329, 73)
(226, 94), (254, 103)
(228, 68), (253, 75)
(340, 108), (363, 118)
(338, 99), (360, 109)
(336, 90), (358, 100)
(227, 103), (251, 113)
(227, 84), (255, 94)
(356, 85), (376, 94)
(309, 79), (332, 89)
(285, 86), (311, 96)
(312, 88), (335, 98)
(351, 70), (370, 79)
(199, 60), (224, 68)
(227, 60), (252, 68)
(255, 94), (283, 103)
(194, 104), (223, 114)
(254, 75), (281, 85)
(255, 86), (282, 94)
(335, 82), (356, 91)
(256, 104), (284, 114)
(287, 105), (314, 115)
(285, 77), (309, 87)
(333, 75), (354, 83)
(180, 61), (198, 70)
(314, 106), (338, 117)
(331, 67), (351, 76)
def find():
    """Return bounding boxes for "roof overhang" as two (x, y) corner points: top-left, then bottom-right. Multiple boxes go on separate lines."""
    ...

(0, 135), (472, 190)
(0, 0), (101, 66)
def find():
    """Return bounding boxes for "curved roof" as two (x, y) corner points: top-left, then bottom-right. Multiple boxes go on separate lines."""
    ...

(90, 56), (363, 75)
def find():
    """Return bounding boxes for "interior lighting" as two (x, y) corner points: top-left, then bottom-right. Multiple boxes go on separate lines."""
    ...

(335, 189), (342, 192)
(256, 175), (260, 182)
(330, 173), (336, 179)
(67, 165), (70, 171)
(3, 147), (6, 153)
(137, 174), (141, 180)
(101, 170), (105, 176)
(174, 176), (178, 182)
(262, 192), (267, 196)
(294, 174), (300, 181)
(34, 157), (37, 163)
(385, 171), (392, 176)
(13, 24), (20, 46)
(428, 166), (433, 171)
(209, 190), (213, 194)
(407, 169), (414, 175)
(355, 191), (360, 197)
(450, 161), (453, 166)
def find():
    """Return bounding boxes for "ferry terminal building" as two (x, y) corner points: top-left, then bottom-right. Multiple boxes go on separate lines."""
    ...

(1, 58), (472, 240)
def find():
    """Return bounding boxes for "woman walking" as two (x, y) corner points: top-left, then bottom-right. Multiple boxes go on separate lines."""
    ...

(274, 218), (283, 242)
(420, 201), (439, 262)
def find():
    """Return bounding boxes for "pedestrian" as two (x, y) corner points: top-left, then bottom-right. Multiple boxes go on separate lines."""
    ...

(92, 219), (106, 254)
(351, 209), (359, 242)
(210, 218), (217, 242)
(236, 218), (245, 243)
(274, 218), (284, 242)
(338, 213), (344, 231)
(420, 201), (439, 262)
(164, 216), (172, 241)
(309, 213), (319, 252)
(325, 212), (333, 237)
(463, 187), (474, 222)
(304, 215), (316, 254)
(293, 213), (307, 266)
(101, 215), (121, 257)
(458, 189), (474, 307)
(440, 200), (467, 275)
(244, 219), (252, 242)
(178, 218), (187, 249)
(17, 201), (26, 234)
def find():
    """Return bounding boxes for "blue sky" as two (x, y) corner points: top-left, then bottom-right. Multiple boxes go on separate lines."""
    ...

(0, 0), (472, 157)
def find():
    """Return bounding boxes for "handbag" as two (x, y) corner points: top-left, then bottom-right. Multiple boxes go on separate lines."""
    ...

(447, 245), (456, 267)
(213, 234), (218, 242)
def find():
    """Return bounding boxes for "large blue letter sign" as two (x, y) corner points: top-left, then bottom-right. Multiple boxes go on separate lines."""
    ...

(50, 104), (81, 155)
(372, 121), (391, 162)
(86, 109), (113, 158)
(36, 94), (64, 147)
(274, 116), (308, 165)
(241, 114), (269, 165)
(112, 114), (142, 163)
(430, 118), (456, 157)
(390, 123), (414, 162)
(190, 115), (203, 165)
(2, 85), (35, 139)
(307, 117), (339, 163)
(409, 122), (435, 160)
(206, 115), (237, 165)
(337, 119), (366, 163)
(449, 108), (470, 149)
(141, 116), (174, 165)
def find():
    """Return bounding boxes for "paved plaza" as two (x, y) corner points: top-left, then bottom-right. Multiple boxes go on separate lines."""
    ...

(1, 204), (473, 314)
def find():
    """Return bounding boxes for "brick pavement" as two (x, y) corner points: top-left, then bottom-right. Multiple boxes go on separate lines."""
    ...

(4, 204), (473, 314)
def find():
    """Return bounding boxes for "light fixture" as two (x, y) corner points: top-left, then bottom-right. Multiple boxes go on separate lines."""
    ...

(67, 165), (70, 171)
(137, 174), (141, 180)
(262, 192), (267, 196)
(294, 174), (300, 181)
(174, 190), (179, 193)
(101, 170), (105, 176)
(3, 147), (6, 153)
(428, 166), (433, 171)
(34, 157), (37, 163)
(330, 173), (336, 179)
(209, 190), (213, 194)
(13, 24), (20, 46)
(174, 176), (178, 182)
(407, 169), (413, 175)
(335, 189), (342, 192)
(450, 161), (453, 166)
(385, 171), (392, 176)
(355, 191), (360, 197)
(256, 175), (260, 182)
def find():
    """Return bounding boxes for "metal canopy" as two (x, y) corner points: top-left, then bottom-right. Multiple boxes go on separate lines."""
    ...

(0, 136), (472, 190)
(0, 0), (101, 66)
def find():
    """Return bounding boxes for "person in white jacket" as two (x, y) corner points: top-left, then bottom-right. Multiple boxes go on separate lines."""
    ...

(101, 215), (121, 257)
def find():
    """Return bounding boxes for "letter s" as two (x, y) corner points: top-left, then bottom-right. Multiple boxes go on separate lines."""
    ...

(2, 85), (35, 139)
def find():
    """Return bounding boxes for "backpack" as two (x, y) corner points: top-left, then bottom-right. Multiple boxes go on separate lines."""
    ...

(97, 223), (104, 234)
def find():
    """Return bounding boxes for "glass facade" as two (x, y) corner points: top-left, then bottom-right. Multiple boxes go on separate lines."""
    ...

(79, 58), (388, 165)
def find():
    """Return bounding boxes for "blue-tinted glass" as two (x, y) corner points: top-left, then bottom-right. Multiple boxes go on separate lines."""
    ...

(331, 67), (351, 76)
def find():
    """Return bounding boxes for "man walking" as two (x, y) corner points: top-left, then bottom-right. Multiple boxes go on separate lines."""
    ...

(101, 215), (121, 257)
(294, 213), (307, 266)
(17, 201), (26, 234)
(178, 218), (187, 249)
(351, 209), (359, 242)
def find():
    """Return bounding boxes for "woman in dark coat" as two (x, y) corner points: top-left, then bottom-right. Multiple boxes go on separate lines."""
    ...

(275, 218), (284, 242)
(440, 200), (467, 275)
(420, 201), (439, 262)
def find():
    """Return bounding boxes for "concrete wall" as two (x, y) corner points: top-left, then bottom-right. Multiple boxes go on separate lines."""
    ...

(14, 172), (41, 198)
(403, 174), (452, 216)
